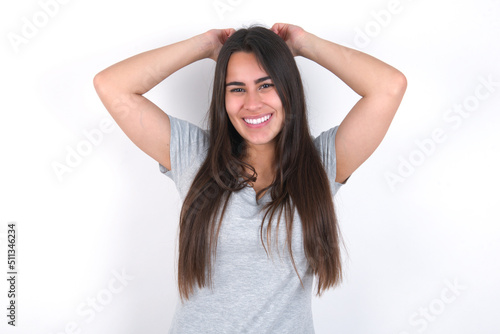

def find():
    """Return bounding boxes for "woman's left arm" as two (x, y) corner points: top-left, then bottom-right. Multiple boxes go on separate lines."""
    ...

(272, 23), (407, 184)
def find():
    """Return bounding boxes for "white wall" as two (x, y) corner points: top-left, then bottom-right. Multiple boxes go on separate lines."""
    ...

(1, 0), (499, 333)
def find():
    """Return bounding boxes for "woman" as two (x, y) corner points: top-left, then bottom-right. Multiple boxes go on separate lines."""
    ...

(94, 23), (406, 333)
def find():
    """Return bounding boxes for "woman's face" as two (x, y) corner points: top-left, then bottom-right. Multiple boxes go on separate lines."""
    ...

(225, 52), (284, 149)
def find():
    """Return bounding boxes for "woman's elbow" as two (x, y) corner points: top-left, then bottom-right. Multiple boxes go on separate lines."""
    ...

(93, 70), (109, 96)
(389, 70), (407, 97)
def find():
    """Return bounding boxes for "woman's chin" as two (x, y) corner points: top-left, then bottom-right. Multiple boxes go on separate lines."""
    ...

(243, 135), (278, 148)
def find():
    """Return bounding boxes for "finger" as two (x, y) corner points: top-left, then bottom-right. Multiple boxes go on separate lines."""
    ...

(270, 23), (280, 34)
(273, 23), (289, 40)
(226, 28), (236, 39)
(221, 28), (235, 43)
(271, 23), (285, 35)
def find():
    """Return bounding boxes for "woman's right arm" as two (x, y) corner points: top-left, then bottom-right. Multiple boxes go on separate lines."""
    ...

(93, 28), (234, 170)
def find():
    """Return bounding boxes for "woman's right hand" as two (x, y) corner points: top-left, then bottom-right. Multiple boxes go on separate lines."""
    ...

(199, 28), (236, 61)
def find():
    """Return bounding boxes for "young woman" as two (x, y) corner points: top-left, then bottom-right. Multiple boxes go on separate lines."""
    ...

(94, 23), (406, 333)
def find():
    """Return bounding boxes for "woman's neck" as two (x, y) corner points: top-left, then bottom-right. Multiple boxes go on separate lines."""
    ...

(244, 142), (276, 196)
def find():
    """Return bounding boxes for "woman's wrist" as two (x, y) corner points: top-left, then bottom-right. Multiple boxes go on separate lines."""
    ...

(196, 34), (218, 60)
(295, 32), (324, 60)
(192, 28), (235, 61)
(190, 33), (216, 60)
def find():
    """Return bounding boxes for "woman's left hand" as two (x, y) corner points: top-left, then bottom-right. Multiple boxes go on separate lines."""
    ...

(270, 23), (309, 57)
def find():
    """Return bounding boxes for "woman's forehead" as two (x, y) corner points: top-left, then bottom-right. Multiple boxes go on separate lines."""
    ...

(226, 52), (269, 81)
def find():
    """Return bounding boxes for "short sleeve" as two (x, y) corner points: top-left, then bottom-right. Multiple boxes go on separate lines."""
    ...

(159, 115), (208, 197)
(313, 125), (347, 196)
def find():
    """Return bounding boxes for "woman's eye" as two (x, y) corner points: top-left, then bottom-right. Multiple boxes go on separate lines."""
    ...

(230, 88), (244, 93)
(260, 83), (274, 90)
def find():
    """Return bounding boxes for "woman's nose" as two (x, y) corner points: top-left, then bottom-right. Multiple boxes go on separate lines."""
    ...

(244, 90), (263, 111)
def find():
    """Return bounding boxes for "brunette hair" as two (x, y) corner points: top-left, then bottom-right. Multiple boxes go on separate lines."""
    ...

(178, 26), (343, 301)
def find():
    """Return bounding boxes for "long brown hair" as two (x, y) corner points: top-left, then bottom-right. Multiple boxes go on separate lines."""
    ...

(178, 26), (342, 301)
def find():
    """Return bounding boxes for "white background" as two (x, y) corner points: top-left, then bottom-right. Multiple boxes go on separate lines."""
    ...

(1, 0), (499, 333)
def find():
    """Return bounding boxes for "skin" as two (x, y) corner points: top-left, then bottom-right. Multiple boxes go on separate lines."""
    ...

(94, 23), (406, 192)
(224, 52), (285, 193)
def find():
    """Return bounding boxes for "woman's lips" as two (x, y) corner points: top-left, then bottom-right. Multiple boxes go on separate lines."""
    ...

(243, 113), (272, 127)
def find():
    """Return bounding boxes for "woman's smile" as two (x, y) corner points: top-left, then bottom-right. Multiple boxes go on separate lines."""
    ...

(242, 113), (273, 126)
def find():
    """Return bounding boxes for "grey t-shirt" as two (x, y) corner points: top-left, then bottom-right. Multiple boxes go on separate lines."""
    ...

(159, 115), (344, 333)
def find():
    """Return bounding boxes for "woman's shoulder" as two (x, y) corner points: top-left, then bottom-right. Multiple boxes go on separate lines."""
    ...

(312, 125), (345, 195)
(312, 125), (340, 153)
(161, 115), (209, 193)
(168, 115), (208, 138)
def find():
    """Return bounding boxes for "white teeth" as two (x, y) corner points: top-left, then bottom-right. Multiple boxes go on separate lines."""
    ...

(244, 114), (271, 125)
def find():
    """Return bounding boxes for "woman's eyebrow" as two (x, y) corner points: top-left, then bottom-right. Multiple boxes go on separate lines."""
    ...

(225, 76), (272, 87)
(255, 76), (271, 84)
